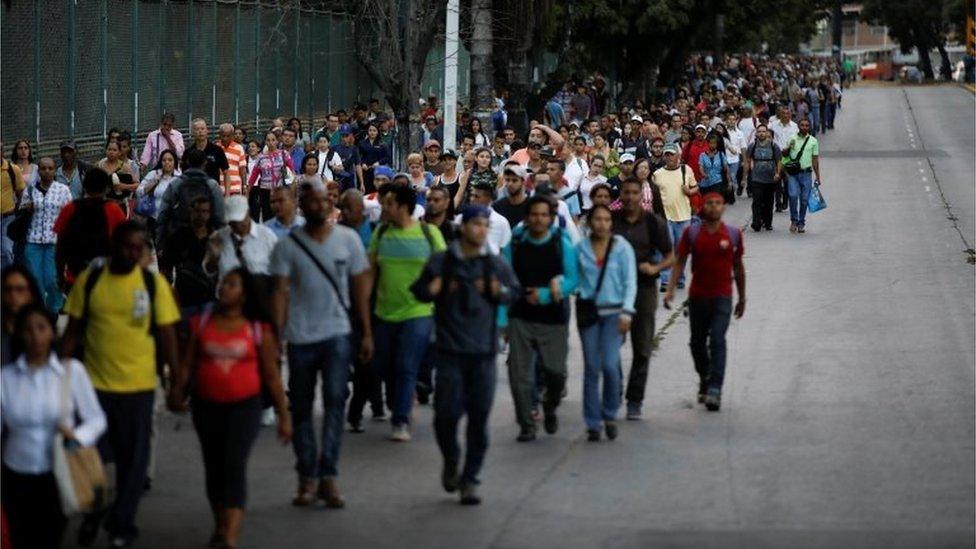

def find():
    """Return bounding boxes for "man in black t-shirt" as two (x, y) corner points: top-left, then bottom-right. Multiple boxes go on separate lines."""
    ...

(492, 165), (529, 228)
(611, 179), (674, 420)
(184, 118), (229, 184)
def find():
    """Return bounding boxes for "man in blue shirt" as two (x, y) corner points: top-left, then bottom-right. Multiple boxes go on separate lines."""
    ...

(282, 128), (305, 173)
(333, 129), (363, 191)
(264, 186), (305, 238)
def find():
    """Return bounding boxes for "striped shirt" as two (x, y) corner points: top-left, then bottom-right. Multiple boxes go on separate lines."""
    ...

(368, 222), (446, 322)
(218, 141), (247, 195)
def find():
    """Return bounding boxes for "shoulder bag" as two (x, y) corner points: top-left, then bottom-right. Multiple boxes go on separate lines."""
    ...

(575, 236), (614, 329)
(52, 360), (108, 516)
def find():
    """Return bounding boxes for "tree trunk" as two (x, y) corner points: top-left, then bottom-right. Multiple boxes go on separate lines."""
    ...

(937, 42), (952, 80)
(918, 45), (935, 80)
(469, 0), (494, 110)
(506, 48), (530, 135)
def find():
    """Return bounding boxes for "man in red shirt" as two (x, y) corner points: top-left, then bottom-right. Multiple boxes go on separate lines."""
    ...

(663, 192), (746, 412)
(681, 124), (711, 181)
(54, 168), (126, 288)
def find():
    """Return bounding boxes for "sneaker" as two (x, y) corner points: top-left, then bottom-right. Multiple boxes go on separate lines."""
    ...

(797, 226), (806, 234)
(751, 225), (762, 232)
(348, 420), (365, 433)
(586, 429), (601, 442)
(605, 422), (618, 441)
(516, 428), (536, 442)
(441, 461), (460, 493)
(390, 423), (411, 442)
(625, 402), (642, 420)
(317, 477), (345, 509)
(764, 225), (773, 231)
(789, 223), (797, 234)
(372, 410), (387, 422)
(292, 478), (317, 507)
(459, 483), (482, 505)
(704, 393), (721, 412)
(543, 407), (558, 435)
(261, 407), (276, 427)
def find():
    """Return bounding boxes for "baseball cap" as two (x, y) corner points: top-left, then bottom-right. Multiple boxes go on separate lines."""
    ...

(424, 139), (441, 150)
(694, 124), (708, 131)
(533, 182), (555, 196)
(663, 143), (680, 155)
(619, 153), (636, 163)
(461, 205), (491, 224)
(440, 148), (459, 160)
(539, 146), (556, 159)
(59, 139), (76, 151)
(630, 115), (644, 123)
(339, 124), (353, 135)
(503, 165), (527, 179)
(225, 195), (250, 223)
(374, 166), (396, 180)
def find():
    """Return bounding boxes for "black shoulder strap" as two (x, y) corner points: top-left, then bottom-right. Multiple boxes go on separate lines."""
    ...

(288, 232), (352, 319)
(141, 268), (157, 336)
(790, 136), (810, 161)
(81, 264), (104, 324)
(592, 237), (614, 296)
(419, 221), (436, 251)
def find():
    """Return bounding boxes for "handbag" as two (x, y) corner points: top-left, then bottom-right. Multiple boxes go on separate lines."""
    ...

(51, 360), (108, 516)
(783, 135), (810, 176)
(576, 237), (613, 329)
(6, 208), (31, 243)
(808, 182), (827, 213)
(135, 191), (157, 217)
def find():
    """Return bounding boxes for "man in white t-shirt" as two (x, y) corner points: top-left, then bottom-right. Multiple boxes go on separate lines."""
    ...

(452, 182), (511, 254)
(769, 105), (799, 153)
(736, 105), (759, 147)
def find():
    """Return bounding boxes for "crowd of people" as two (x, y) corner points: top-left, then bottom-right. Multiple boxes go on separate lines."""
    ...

(0, 52), (838, 549)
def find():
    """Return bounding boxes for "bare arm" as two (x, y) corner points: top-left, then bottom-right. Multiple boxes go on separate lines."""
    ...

(812, 154), (821, 183)
(59, 317), (84, 359)
(258, 326), (292, 443)
(166, 324), (196, 411)
(663, 251), (688, 309)
(271, 276), (290, 341)
(351, 270), (373, 364)
(156, 324), (179, 391)
(733, 254), (746, 318)
(454, 171), (470, 210)
(536, 124), (565, 150)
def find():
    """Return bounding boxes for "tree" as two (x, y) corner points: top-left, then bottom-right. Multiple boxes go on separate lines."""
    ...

(350, 0), (446, 165)
(861, 0), (950, 79)
(469, 0), (494, 110)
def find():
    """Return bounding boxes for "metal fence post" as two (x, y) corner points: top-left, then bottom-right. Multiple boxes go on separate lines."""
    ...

(68, 0), (76, 137)
(101, 0), (108, 137)
(255, 12), (260, 130)
(132, 0), (139, 133)
(293, 5), (299, 119)
(33, 1), (40, 144)
(327, 14), (333, 112)
(211, 0), (217, 124)
(307, 17), (313, 125)
(275, 5), (280, 115)
(186, 0), (193, 126)
(158, 1), (165, 117)
(234, 1), (240, 124)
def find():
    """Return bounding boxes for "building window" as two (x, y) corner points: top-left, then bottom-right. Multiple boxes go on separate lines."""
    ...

(871, 25), (886, 35)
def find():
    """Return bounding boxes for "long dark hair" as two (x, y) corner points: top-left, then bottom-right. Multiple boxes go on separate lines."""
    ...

(2, 265), (43, 320)
(10, 139), (33, 164)
(12, 303), (57, 360)
(218, 267), (274, 330)
(152, 149), (180, 174)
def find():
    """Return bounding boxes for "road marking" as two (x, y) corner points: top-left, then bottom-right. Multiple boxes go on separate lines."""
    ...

(925, 185), (931, 192)
(922, 177), (928, 182)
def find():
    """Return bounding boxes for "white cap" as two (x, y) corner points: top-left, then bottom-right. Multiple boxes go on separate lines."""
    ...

(619, 153), (636, 163)
(225, 195), (250, 223)
(630, 115), (644, 123)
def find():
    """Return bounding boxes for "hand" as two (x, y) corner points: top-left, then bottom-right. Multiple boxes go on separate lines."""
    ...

(428, 276), (443, 297)
(638, 262), (657, 277)
(525, 287), (540, 305)
(734, 299), (746, 319)
(57, 425), (76, 440)
(490, 276), (501, 298)
(276, 412), (293, 444)
(663, 287), (675, 310)
(207, 233), (223, 256)
(617, 315), (632, 334)
(549, 277), (563, 302)
(359, 333), (374, 364)
(166, 387), (189, 413)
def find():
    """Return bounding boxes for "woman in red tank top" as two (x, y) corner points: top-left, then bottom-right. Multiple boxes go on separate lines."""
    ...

(167, 268), (291, 549)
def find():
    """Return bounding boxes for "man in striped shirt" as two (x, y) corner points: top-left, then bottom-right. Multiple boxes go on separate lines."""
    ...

(218, 123), (248, 196)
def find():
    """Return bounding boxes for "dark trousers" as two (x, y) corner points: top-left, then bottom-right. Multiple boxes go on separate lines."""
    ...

(625, 283), (658, 404)
(347, 328), (384, 424)
(751, 182), (776, 229)
(433, 352), (496, 485)
(191, 396), (262, 509)
(248, 187), (273, 222)
(90, 390), (154, 540)
(1, 466), (66, 549)
(688, 297), (732, 395)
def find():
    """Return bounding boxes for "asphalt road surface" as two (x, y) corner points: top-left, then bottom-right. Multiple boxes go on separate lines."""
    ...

(91, 84), (975, 549)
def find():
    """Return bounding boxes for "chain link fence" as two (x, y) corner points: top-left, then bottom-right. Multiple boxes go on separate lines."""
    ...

(1, 0), (470, 161)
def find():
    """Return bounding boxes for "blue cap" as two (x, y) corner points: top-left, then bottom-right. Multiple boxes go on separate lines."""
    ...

(374, 166), (396, 180)
(460, 205), (491, 224)
(338, 124), (353, 135)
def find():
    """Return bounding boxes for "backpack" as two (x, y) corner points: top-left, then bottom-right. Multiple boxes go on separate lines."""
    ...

(373, 221), (437, 251)
(166, 170), (217, 237)
(74, 262), (157, 361)
(685, 221), (742, 254)
(63, 198), (112, 276)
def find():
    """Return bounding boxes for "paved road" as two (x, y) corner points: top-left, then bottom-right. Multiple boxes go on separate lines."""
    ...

(104, 84), (975, 549)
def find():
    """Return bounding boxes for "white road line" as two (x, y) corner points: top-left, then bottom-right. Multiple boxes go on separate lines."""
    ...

(925, 186), (931, 192)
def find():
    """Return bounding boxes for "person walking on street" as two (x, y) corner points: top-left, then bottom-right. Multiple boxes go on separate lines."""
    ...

(410, 205), (520, 505)
(20, 158), (72, 314)
(369, 185), (446, 441)
(140, 113), (184, 172)
(654, 144), (696, 290)
(783, 118), (821, 234)
(503, 195), (578, 442)
(741, 125), (782, 231)
(61, 221), (181, 548)
(577, 205), (637, 440)
(612, 180), (674, 420)
(664, 192), (746, 412)
(769, 106), (798, 211)
(271, 180), (373, 507)
(167, 268), (291, 549)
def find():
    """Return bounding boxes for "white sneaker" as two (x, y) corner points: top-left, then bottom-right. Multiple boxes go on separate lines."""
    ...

(389, 423), (411, 442)
(261, 408), (276, 427)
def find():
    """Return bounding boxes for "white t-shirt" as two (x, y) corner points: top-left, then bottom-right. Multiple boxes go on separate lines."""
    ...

(314, 149), (344, 181)
(364, 194), (425, 223)
(563, 155), (588, 195)
(769, 118), (799, 152)
(737, 117), (759, 146)
(724, 128), (746, 164)
(578, 173), (608, 210)
(453, 207), (512, 255)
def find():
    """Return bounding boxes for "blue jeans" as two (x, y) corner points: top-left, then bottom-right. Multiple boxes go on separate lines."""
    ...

(287, 336), (352, 478)
(433, 351), (496, 485)
(24, 243), (62, 312)
(826, 103), (836, 129)
(808, 107), (820, 136)
(0, 215), (13, 269)
(688, 297), (732, 395)
(372, 316), (434, 426)
(579, 314), (623, 430)
(787, 170), (813, 228)
(660, 219), (690, 286)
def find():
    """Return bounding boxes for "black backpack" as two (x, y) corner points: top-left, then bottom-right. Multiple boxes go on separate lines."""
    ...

(63, 198), (111, 276)
(166, 170), (217, 237)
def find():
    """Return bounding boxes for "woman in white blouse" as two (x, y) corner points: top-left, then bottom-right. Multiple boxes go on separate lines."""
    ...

(1, 304), (106, 549)
(136, 149), (181, 244)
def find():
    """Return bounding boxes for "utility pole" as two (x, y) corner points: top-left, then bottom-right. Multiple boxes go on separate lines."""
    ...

(831, 1), (843, 64)
(443, 0), (459, 150)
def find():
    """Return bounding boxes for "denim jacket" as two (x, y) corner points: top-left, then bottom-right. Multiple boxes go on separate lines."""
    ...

(576, 234), (637, 316)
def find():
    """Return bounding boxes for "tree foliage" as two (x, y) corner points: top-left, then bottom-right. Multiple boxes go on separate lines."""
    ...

(860, 0), (952, 78)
